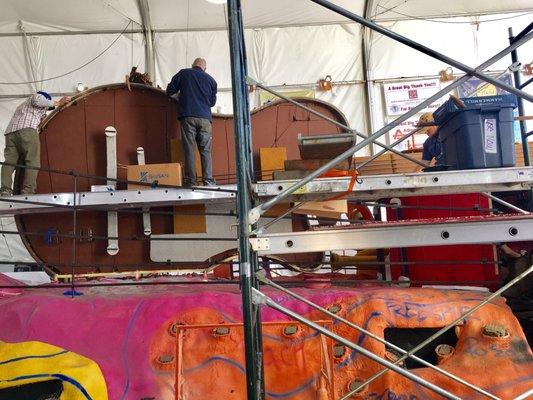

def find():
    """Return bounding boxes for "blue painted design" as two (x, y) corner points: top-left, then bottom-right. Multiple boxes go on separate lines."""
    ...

(0, 373), (92, 400)
(338, 311), (381, 368)
(63, 289), (83, 297)
(184, 356), (318, 398)
(184, 355), (246, 374)
(0, 350), (68, 366)
(266, 376), (316, 399)
(43, 228), (56, 245)
(345, 294), (502, 317)
(365, 388), (419, 400)
(119, 300), (145, 400)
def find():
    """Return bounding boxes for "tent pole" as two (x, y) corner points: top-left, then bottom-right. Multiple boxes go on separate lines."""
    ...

(137, 0), (156, 80)
(361, 0), (376, 155)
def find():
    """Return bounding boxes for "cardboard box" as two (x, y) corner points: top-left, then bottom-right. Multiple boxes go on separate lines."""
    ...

(170, 137), (202, 179)
(293, 200), (348, 219)
(260, 147), (287, 180)
(174, 204), (207, 234)
(127, 163), (182, 190)
(264, 203), (292, 218)
(170, 138), (210, 233)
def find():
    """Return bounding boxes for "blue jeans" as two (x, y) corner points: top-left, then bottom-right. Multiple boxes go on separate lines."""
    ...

(180, 117), (215, 186)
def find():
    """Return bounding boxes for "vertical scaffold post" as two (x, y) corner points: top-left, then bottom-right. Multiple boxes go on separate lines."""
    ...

(509, 26), (533, 211)
(227, 0), (264, 398)
(509, 24), (532, 168)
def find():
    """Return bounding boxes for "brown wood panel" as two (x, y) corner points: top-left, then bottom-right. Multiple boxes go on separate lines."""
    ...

(17, 86), (349, 272)
(43, 101), (89, 192)
(84, 99), (115, 188)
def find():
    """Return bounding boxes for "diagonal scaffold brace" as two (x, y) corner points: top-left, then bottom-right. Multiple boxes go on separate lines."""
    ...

(248, 22), (533, 224)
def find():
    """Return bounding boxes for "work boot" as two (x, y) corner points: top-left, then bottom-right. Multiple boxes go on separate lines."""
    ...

(0, 188), (13, 197)
(203, 179), (217, 187)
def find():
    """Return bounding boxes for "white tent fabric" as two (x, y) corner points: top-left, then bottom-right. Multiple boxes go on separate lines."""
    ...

(0, 1), (532, 263)
(1, 0), (531, 32)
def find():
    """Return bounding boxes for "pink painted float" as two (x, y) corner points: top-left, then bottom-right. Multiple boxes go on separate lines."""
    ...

(0, 273), (531, 399)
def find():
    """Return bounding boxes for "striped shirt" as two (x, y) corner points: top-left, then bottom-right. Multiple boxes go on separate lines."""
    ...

(5, 93), (54, 135)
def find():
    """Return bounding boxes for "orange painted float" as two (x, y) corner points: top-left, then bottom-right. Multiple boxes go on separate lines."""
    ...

(0, 275), (531, 399)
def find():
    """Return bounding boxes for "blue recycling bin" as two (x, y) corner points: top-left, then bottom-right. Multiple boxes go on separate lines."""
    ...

(433, 95), (517, 170)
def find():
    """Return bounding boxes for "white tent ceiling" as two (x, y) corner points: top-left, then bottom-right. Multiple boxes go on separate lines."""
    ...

(0, 0), (532, 33)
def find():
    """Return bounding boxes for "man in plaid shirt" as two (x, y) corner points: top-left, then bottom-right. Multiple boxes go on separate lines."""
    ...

(1, 91), (70, 195)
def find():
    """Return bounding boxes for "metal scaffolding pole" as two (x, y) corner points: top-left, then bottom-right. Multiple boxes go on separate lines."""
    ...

(227, 0), (264, 398)
(249, 30), (533, 221)
(509, 25), (533, 212)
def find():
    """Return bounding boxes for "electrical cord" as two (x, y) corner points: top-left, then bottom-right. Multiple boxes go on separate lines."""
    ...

(0, 20), (133, 85)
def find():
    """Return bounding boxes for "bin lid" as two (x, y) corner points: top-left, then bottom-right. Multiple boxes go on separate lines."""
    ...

(433, 94), (517, 126)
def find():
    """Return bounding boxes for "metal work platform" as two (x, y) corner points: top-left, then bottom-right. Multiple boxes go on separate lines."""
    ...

(0, 167), (531, 216)
(0, 186), (236, 215)
(254, 166), (533, 201)
(250, 214), (533, 255)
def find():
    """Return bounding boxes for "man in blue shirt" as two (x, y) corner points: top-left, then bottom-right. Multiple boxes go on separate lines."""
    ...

(167, 58), (218, 186)
(417, 112), (444, 167)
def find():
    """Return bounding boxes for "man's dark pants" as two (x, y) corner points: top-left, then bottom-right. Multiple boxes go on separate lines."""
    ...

(180, 117), (215, 186)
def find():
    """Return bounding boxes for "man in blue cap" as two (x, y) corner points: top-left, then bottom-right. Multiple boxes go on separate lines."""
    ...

(1, 91), (70, 195)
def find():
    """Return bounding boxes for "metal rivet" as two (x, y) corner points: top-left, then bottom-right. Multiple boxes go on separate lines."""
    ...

(157, 354), (174, 364)
(435, 344), (454, 357)
(483, 323), (509, 338)
(213, 327), (230, 337)
(283, 325), (298, 336)
(168, 321), (185, 336)
(385, 179), (392, 185)
(286, 240), (294, 248)
(441, 231), (450, 239)
(509, 227), (518, 236)
(333, 344), (346, 358)
(327, 303), (342, 314)
(432, 177), (439, 182)
(347, 379), (367, 394)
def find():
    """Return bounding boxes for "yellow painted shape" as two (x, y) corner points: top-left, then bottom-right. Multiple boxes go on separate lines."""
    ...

(0, 340), (108, 400)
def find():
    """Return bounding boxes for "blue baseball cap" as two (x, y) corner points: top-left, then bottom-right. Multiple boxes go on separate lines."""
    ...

(37, 91), (52, 100)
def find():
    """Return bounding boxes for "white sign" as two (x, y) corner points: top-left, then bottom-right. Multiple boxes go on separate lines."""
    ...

(388, 116), (427, 151)
(384, 79), (443, 116)
(484, 118), (498, 154)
